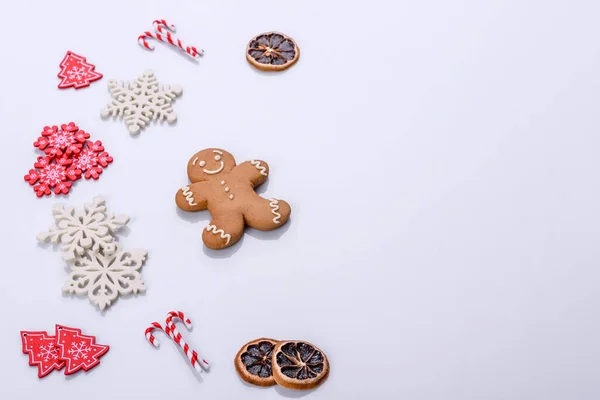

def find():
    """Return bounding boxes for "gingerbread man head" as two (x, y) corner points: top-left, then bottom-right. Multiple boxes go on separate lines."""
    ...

(187, 148), (236, 183)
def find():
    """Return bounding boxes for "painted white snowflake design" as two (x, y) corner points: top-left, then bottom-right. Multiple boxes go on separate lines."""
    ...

(37, 196), (129, 262)
(67, 66), (87, 81)
(100, 70), (182, 134)
(63, 246), (148, 310)
(38, 344), (60, 361)
(67, 342), (90, 360)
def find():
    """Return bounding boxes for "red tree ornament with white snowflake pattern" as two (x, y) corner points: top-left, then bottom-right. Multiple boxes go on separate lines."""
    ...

(20, 331), (65, 378)
(57, 51), (103, 89)
(55, 325), (109, 375)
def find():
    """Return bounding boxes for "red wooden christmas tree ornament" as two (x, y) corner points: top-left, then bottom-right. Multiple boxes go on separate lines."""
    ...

(55, 325), (109, 375)
(57, 51), (103, 89)
(20, 331), (66, 378)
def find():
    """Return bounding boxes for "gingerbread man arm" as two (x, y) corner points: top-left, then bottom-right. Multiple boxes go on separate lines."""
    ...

(175, 182), (209, 211)
(233, 159), (270, 187)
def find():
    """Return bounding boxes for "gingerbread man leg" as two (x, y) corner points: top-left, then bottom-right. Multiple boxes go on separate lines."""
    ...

(203, 214), (245, 250)
(244, 197), (291, 231)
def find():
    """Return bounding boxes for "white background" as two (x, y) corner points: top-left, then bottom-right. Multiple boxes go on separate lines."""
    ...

(0, 0), (599, 399)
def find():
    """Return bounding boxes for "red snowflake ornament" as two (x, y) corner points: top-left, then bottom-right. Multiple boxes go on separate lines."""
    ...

(24, 156), (81, 197)
(20, 331), (65, 378)
(55, 325), (109, 375)
(25, 122), (112, 197)
(71, 140), (113, 180)
(34, 122), (89, 157)
(57, 51), (103, 89)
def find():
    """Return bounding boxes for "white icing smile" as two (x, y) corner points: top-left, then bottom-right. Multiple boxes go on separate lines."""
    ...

(203, 161), (224, 175)
(196, 150), (225, 175)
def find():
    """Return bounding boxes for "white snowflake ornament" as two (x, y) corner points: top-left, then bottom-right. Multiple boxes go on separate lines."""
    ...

(63, 246), (148, 310)
(37, 196), (129, 262)
(100, 70), (183, 134)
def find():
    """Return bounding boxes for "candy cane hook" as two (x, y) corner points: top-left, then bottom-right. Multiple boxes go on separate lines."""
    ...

(153, 19), (177, 33)
(144, 321), (173, 348)
(165, 311), (192, 330)
(166, 311), (210, 370)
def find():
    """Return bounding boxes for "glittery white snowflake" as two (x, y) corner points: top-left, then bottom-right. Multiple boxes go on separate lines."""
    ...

(67, 342), (90, 360)
(37, 196), (129, 262)
(63, 246), (148, 310)
(100, 70), (182, 134)
(38, 344), (60, 361)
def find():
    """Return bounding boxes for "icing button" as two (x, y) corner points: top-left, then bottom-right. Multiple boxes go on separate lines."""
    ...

(229, 195), (234, 200)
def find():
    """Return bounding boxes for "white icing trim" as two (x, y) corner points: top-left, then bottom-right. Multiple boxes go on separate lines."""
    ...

(268, 198), (281, 224)
(182, 186), (197, 206)
(250, 160), (268, 176)
(203, 161), (224, 175)
(206, 224), (231, 245)
(192, 157), (198, 166)
(212, 150), (223, 155)
(229, 194), (234, 200)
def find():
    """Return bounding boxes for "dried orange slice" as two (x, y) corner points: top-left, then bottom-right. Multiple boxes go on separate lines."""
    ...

(246, 32), (300, 71)
(272, 340), (329, 390)
(234, 338), (278, 386)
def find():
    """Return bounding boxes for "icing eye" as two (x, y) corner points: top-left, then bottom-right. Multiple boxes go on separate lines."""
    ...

(199, 160), (206, 167)
(214, 155), (222, 161)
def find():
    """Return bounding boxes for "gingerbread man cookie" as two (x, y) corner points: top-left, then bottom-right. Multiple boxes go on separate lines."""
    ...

(175, 149), (291, 249)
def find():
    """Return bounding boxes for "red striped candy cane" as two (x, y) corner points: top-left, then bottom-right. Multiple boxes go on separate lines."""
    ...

(166, 311), (210, 370)
(144, 321), (173, 348)
(145, 319), (204, 374)
(138, 19), (203, 60)
(153, 20), (202, 57)
(138, 31), (201, 59)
